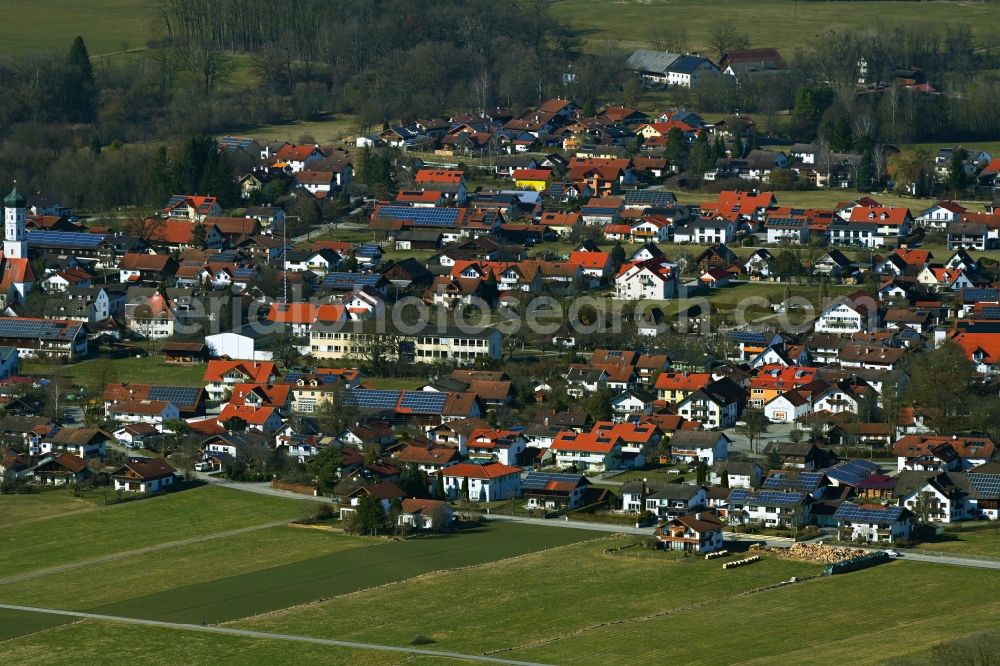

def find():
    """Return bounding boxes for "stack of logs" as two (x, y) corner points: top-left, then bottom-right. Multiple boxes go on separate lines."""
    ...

(749, 542), (867, 564)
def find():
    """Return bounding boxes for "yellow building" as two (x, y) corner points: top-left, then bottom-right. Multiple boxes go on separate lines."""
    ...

(511, 168), (552, 192)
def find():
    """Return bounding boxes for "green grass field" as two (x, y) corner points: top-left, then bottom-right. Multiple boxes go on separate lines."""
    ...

(0, 618), (438, 666)
(505, 560), (1000, 665)
(0, 0), (153, 56)
(93, 523), (593, 624)
(0, 525), (370, 611)
(915, 522), (1000, 558)
(0, 485), (314, 578)
(228, 116), (362, 145)
(553, 0), (1000, 57)
(0, 490), (106, 527)
(20, 355), (208, 395)
(238, 536), (820, 653)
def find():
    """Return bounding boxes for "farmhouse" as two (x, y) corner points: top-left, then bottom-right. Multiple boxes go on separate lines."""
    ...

(111, 458), (177, 493)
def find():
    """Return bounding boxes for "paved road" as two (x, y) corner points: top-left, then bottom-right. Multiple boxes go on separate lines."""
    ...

(475, 512), (796, 546)
(0, 520), (291, 586)
(193, 473), (329, 502)
(0, 604), (551, 666)
(894, 551), (1000, 570)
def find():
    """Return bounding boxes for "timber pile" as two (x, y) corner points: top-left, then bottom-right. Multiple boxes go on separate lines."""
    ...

(748, 542), (867, 564)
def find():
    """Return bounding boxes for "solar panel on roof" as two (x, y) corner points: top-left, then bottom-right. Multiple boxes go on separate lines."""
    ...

(344, 389), (401, 410)
(833, 502), (903, 524)
(398, 392), (447, 414)
(28, 231), (106, 249)
(322, 273), (382, 290)
(148, 386), (200, 407)
(729, 489), (806, 507)
(624, 190), (677, 207)
(581, 207), (619, 216)
(522, 471), (580, 490)
(968, 473), (1000, 498)
(962, 288), (998, 303)
(0, 318), (78, 340)
(731, 331), (769, 345)
(762, 472), (823, 492)
(376, 206), (460, 227)
(979, 306), (1000, 320)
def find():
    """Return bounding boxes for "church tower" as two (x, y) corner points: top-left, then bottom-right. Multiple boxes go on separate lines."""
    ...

(3, 187), (26, 260)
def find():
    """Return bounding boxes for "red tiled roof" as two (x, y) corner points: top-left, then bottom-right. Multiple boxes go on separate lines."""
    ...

(442, 462), (521, 479)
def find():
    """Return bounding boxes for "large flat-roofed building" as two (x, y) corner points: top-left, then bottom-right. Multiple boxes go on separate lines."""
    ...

(310, 320), (501, 366)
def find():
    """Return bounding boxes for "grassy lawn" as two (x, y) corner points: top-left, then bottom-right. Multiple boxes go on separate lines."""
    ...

(359, 376), (429, 391)
(0, 490), (105, 527)
(0, 607), (72, 642)
(20, 355), (208, 395)
(0, 619), (439, 666)
(553, 0), (1000, 57)
(238, 536), (819, 653)
(225, 115), (362, 145)
(0, 525), (370, 611)
(505, 560), (1000, 664)
(914, 522), (1000, 558)
(94, 522), (594, 625)
(0, 485), (314, 578)
(0, 0), (153, 56)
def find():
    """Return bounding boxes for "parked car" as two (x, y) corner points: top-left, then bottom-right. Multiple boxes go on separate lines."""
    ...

(194, 462), (212, 472)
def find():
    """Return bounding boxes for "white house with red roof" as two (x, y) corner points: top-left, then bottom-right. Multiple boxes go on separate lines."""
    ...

(917, 200), (966, 229)
(615, 258), (679, 300)
(916, 266), (975, 292)
(464, 428), (527, 466)
(203, 360), (279, 400)
(551, 430), (624, 472)
(440, 462), (522, 502)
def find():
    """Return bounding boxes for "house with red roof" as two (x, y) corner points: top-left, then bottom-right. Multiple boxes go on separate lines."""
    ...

(568, 250), (613, 279)
(893, 434), (995, 472)
(164, 194), (222, 221)
(654, 372), (713, 403)
(615, 258), (679, 300)
(465, 428), (527, 466)
(218, 403), (283, 433)
(916, 266), (974, 292)
(203, 360), (278, 400)
(440, 462), (522, 501)
(272, 143), (324, 173)
(551, 430), (624, 472)
(267, 302), (346, 336)
(511, 168), (553, 191)
(949, 322), (1000, 376)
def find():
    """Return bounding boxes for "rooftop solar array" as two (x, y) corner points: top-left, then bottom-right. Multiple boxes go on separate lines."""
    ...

(522, 472), (581, 490)
(824, 459), (880, 486)
(322, 273), (382, 290)
(762, 471), (824, 492)
(833, 502), (904, 524)
(961, 288), (999, 303)
(729, 488), (807, 507)
(580, 207), (620, 216)
(165, 195), (188, 208)
(978, 306), (1000, 320)
(232, 268), (256, 279)
(148, 386), (201, 407)
(375, 206), (460, 227)
(285, 372), (344, 386)
(343, 389), (400, 411)
(219, 136), (255, 151)
(766, 217), (807, 228)
(731, 330), (770, 345)
(967, 473), (1000, 499)
(0, 318), (79, 341)
(356, 244), (382, 257)
(28, 231), (106, 249)
(624, 190), (677, 207)
(398, 391), (447, 413)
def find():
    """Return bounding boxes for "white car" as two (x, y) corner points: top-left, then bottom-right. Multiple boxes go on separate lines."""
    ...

(194, 462), (212, 472)
(885, 549), (902, 558)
